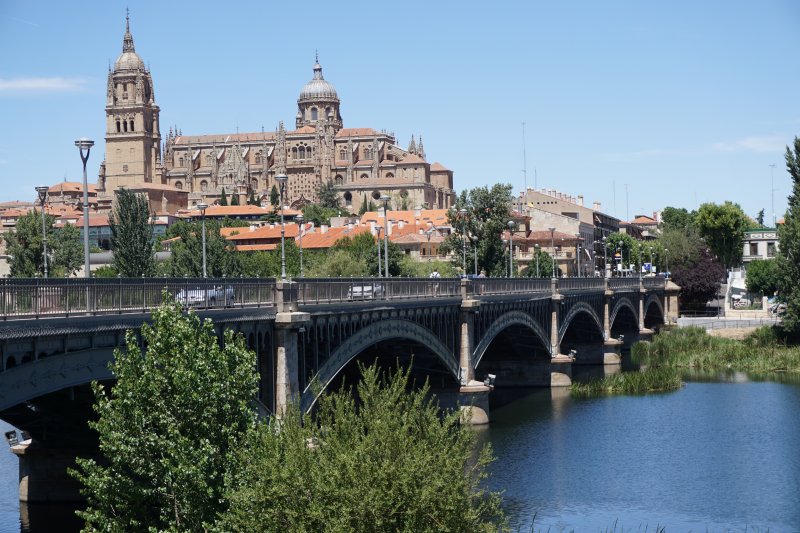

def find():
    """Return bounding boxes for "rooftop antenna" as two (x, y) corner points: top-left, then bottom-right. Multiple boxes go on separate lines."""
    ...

(522, 122), (528, 196)
(534, 167), (537, 191)
(625, 183), (629, 221)
(769, 163), (777, 227)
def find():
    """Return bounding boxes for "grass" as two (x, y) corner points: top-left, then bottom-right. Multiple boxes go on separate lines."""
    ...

(632, 326), (800, 373)
(570, 366), (682, 397)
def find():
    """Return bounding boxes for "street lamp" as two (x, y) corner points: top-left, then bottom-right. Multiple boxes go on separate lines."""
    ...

(375, 225), (383, 277)
(502, 238), (508, 276)
(296, 213), (305, 277)
(548, 227), (556, 278)
(275, 174), (288, 280)
(575, 233), (582, 277)
(380, 194), (391, 277)
(508, 220), (516, 277)
(470, 233), (479, 276)
(664, 248), (669, 278)
(459, 208), (468, 275)
(35, 186), (49, 278)
(74, 137), (94, 278)
(197, 203), (208, 277)
(618, 241), (624, 277)
(534, 243), (540, 277)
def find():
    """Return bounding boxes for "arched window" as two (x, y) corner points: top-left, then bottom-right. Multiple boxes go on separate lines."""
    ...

(311, 107), (318, 121)
(255, 152), (262, 164)
(123, 120), (128, 133)
(334, 175), (343, 185)
(326, 107), (332, 118)
(386, 172), (394, 179)
(129, 120), (134, 132)
(174, 181), (183, 190)
(343, 191), (352, 204)
(339, 148), (347, 160)
(292, 147), (298, 159)
(200, 180), (208, 192)
(251, 179), (258, 190)
(179, 156), (185, 167)
(360, 173), (369, 180)
(371, 190), (381, 200)
(206, 154), (213, 166)
(298, 146), (306, 159)
(364, 148), (372, 159)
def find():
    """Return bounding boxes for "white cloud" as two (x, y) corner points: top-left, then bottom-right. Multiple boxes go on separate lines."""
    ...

(712, 136), (786, 153)
(0, 77), (89, 93)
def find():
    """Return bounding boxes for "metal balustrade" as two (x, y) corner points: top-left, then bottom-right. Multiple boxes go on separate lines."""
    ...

(0, 276), (667, 320)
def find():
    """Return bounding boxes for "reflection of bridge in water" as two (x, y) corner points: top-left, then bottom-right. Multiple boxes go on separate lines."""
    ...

(0, 276), (677, 502)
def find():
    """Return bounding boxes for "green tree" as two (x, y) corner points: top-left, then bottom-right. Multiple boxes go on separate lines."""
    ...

(71, 297), (259, 531)
(307, 248), (367, 277)
(439, 184), (513, 277)
(302, 204), (344, 227)
(248, 190), (258, 206)
(359, 194), (368, 215)
(777, 137), (800, 334)
(657, 228), (703, 273)
(756, 208), (766, 227)
(164, 220), (242, 277)
(220, 188), (228, 206)
(231, 193), (240, 206)
(219, 364), (505, 532)
(5, 211), (82, 277)
(523, 248), (555, 278)
(695, 201), (750, 270)
(269, 185), (279, 208)
(109, 188), (156, 277)
(317, 180), (340, 209)
(745, 259), (780, 296)
(660, 206), (695, 232)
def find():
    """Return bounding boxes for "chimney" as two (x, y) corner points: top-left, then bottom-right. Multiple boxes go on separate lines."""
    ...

(593, 201), (601, 211)
(577, 195), (584, 207)
(321, 224), (329, 234)
(398, 220), (405, 229)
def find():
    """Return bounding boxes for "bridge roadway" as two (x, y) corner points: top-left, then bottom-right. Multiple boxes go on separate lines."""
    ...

(0, 276), (677, 502)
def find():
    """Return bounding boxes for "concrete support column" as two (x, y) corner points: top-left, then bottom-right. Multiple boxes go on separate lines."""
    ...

(638, 282), (646, 331)
(603, 278), (613, 341)
(274, 281), (309, 416)
(603, 337), (623, 365)
(11, 442), (85, 503)
(459, 300), (480, 384)
(665, 280), (681, 324)
(549, 280), (571, 386)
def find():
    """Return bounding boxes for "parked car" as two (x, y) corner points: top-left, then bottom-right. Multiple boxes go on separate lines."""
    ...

(346, 282), (386, 301)
(176, 286), (234, 307)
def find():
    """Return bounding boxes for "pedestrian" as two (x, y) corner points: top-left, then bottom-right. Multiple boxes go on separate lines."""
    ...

(429, 269), (441, 278)
(478, 269), (486, 278)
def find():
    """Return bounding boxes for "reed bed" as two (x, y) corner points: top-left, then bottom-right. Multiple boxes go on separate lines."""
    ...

(570, 367), (682, 397)
(633, 326), (800, 373)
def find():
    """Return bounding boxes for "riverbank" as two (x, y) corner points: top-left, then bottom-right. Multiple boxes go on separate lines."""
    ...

(633, 326), (800, 373)
(571, 366), (682, 397)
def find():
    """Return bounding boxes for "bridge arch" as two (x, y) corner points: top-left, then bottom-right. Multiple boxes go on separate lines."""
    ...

(610, 296), (639, 333)
(300, 319), (457, 412)
(559, 301), (604, 345)
(644, 293), (665, 329)
(474, 310), (551, 365)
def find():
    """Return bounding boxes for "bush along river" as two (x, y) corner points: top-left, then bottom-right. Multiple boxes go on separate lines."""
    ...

(481, 327), (800, 532)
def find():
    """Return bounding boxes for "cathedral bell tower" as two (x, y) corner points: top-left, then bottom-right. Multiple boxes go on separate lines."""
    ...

(101, 12), (162, 192)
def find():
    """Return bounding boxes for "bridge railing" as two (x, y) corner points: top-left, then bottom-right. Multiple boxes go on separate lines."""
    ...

(295, 278), (461, 305)
(556, 278), (605, 291)
(608, 278), (641, 291)
(0, 278), (276, 319)
(471, 278), (552, 296)
(642, 277), (667, 290)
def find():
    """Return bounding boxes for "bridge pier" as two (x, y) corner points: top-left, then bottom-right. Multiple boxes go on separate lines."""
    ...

(11, 442), (85, 502)
(274, 281), (310, 417)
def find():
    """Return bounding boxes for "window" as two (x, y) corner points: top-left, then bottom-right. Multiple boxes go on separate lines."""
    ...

(206, 154), (213, 166)
(335, 175), (343, 185)
(123, 120), (128, 132)
(129, 120), (134, 132)
(767, 242), (776, 257)
(200, 180), (208, 192)
(298, 146), (306, 159)
(116, 120), (121, 133)
(749, 243), (758, 256)
(123, 164), (128, 172)
(292, 147), (298, 159)
(255, 152), (262, 164)
(343, 191), (352, 204)
(360, 173), (369, 180)
(339, 148), (347, 160)
(174, 181), (183, 190)
(179, 156), (185, 167)
(364, 148), (372, 159)
(386, 172), (394, 179)
(311, 107), (318, 121)
(372, 190), (381, 200)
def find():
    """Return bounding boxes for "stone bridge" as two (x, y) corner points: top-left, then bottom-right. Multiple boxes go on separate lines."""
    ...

(0, 276), (677, 501)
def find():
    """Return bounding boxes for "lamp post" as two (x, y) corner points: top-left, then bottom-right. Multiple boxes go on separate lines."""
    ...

(375, 225), (383, 277)
(602, 236), (608, 278)
(296, 213), (305, 277)
(508, 220), (516, 277)
(275, 174), (288, 280)
(619, 241), (625, 277)
(638, 245), (643, 280)
(470, 234), (478, 275)
(575, 233), (582, 277)
(380, 194), (391, 277)
(458, 208), (468, 275)
(35, 186), (49, 278)
(74, 138), (94, 278)
(548, 227), (556, 278)
(197, 203), (208, 277)
(502, 238), (508, 276)
(534, 243), (540, 277)
(664, 248), (669, 278)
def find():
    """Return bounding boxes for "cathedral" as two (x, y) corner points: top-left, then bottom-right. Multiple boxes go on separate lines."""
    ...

(99, 15), (456, 212)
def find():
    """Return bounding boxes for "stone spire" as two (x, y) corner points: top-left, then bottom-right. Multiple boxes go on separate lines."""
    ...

(417, 136), (425, 160)
(122, 8), (135, 53)
(408, 135), (417, 154)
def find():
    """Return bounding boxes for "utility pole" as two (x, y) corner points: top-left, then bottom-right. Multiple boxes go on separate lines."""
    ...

(625, 183), (629, 222)
(522, 122), (528, 201)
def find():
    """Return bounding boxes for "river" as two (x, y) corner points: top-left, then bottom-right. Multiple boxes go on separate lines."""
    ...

(1, 373), (799, 531)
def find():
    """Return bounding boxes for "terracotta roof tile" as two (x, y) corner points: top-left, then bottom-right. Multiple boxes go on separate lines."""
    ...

(335, 128), (381, 138)
(397, 154), (426, 165)
(202, 205), (269, 217)
(360, 209), (450, 227)
(174, 132), (275, 145)
(430, 162), (450, 172)
(48, 181), (98, 194)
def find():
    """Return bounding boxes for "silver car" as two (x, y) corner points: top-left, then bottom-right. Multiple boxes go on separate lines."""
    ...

(176, 286), (234, 307)
(346, 282), (386, 301)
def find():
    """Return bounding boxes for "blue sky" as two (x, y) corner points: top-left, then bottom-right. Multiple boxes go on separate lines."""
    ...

(1, 0), (798, 223)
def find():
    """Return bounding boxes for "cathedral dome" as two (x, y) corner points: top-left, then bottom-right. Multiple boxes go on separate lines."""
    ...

(298, 60), (338, 102)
